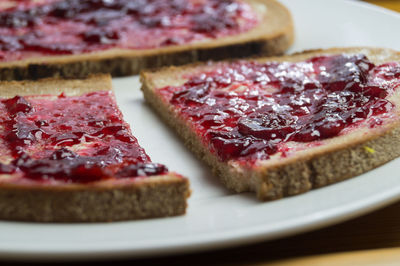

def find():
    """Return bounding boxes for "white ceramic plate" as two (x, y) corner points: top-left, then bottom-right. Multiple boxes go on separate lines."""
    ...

(1, 0), (400, 261)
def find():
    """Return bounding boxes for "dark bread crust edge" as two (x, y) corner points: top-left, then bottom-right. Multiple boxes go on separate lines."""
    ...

(0, 0), (293, 80)
(140, 47), (400, 201)
(0, 175), (190, 222)
(0, 75), (190, 222)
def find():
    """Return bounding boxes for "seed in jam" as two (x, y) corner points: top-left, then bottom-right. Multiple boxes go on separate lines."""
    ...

(159, 54), (400, 162)
(0, 0), (258, 61)
(0, 91), (168, 183)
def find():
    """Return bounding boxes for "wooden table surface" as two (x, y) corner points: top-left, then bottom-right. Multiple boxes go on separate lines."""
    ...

(364, 0), (400, 12)
(3, 1), (400, 266)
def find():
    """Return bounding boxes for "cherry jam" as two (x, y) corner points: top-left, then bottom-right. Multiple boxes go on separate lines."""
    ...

(0, 91), (168, 183)
(0, 0), (258, 61)
(158, 54), (400, 162)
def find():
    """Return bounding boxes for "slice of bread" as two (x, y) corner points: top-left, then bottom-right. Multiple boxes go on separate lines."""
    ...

(141, 47), (400, 201)
(0, 74), (190, 222)
(0, 0), (293, 80)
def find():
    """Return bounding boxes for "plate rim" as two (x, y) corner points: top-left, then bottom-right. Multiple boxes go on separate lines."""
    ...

(1, 185), (400, 261)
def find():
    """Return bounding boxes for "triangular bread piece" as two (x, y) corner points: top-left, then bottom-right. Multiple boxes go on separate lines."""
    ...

(141, 47), (400, 200)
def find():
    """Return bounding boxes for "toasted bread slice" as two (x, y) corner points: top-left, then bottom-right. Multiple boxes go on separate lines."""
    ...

(0, 75), (190, 222)
(141, 47), (400, 200)
(0, 0), (293, 80)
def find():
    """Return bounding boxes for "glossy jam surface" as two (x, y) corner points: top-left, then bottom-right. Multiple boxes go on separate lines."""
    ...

(0, 91), (168, 183)
(0, 0), (258, 61)
(158, 54), (400, 162)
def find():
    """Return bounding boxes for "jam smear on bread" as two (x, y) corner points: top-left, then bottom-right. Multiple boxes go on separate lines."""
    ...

(158, 54), (400, 162)
(0, 0), (258, 61)
(0, 91), (168, 183)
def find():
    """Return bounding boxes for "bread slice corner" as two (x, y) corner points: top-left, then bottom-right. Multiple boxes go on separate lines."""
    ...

(0, 75), (190, 222)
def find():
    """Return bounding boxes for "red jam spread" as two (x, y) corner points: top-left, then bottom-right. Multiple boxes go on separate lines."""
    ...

(0, 0), (258, 61)
(0, 91), (168, 183)
(158, 54), (400, 162)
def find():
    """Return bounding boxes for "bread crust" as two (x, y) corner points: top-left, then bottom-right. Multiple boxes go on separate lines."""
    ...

(0, 0), (293, 80)
(0, 175), (190, 222)
(141, 47), (400, 201)
(0, 75), (190, 222)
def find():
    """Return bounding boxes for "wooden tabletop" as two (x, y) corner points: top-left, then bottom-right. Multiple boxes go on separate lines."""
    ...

(364, 0), (400, 12)
(3, 1), (400, 266)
